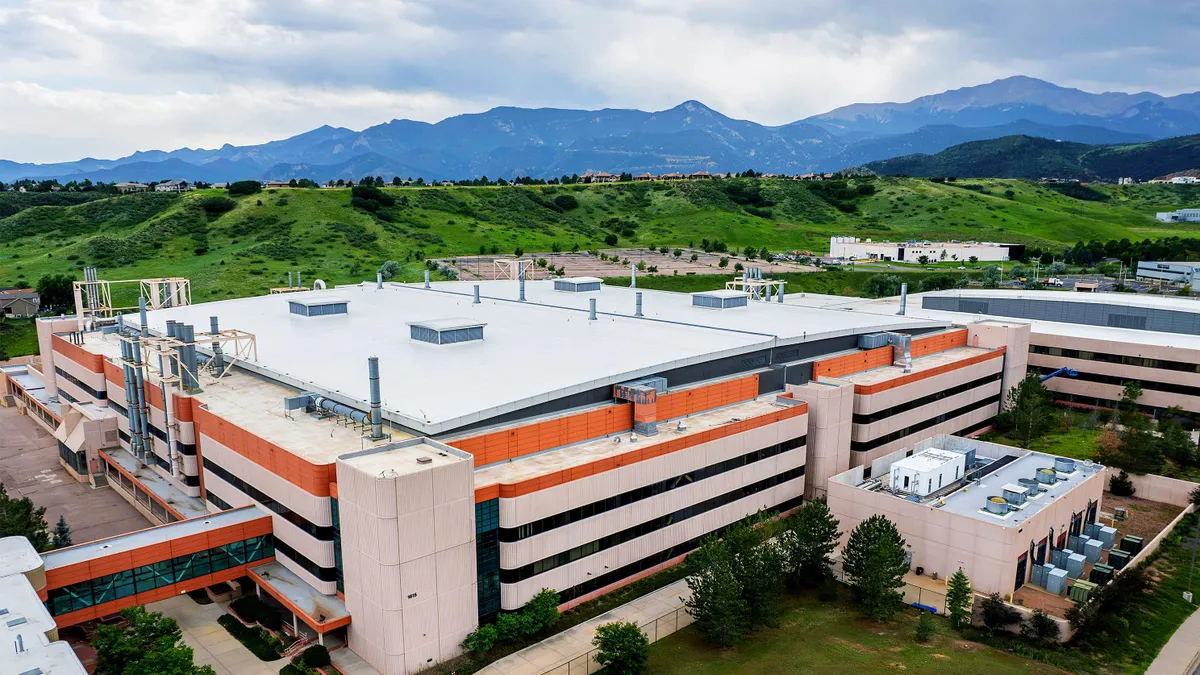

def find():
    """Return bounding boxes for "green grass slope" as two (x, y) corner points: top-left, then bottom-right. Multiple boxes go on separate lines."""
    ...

(0, 179), (1187, 303)
(866, 133), (1200, 182)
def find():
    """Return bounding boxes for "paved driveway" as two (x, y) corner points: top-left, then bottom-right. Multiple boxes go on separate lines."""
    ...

(0, 405), (147, 543)
(148, 595), (287, 675)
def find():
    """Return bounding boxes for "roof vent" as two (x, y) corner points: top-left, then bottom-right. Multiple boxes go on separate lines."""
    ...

(692, 290), (749, 309)
(857, 332), (890, 349)
(288, 297), (349, 317)
(554, 277), (603, 292)
(408, 318), (486, 345)
(416, 456), (432, 464)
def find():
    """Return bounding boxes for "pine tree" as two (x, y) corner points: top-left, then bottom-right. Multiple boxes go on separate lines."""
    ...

(684, 535), (750, 647)
(782, 499), (841, 589)
(725, 519), (784, 629)
(945, 568), (973, 629)
(1002, 374), (1056, 447)
(0, 483), (51, 552)
(915, 609), (934, 642)
(52, 515), (72, 549)
(842, 515), (908, 621)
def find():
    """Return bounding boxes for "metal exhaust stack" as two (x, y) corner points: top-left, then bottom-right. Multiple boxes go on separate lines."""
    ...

(898, 283), (908, 316)
(424, 270), (431, 289)
(376, 272), (383, 290)
(473, 285), (481, 304)
(288, 271), (293, 288)
(519, 269), (526, 302)
(138, 297), (148, 337)
(368, 357), (383, 439)
(777, 281), (784, 303)
(166, 321), (180, 379)
(589, 298), (597, 320)
(210, 316), (224, 376)
(635, 291), (643, 317)
(631, 263), (637, 289)
(297, 271), (302, 289)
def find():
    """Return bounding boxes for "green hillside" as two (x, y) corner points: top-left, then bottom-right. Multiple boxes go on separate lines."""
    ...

(865, 134), (1200, 181)
(0, 178), (1192, 304)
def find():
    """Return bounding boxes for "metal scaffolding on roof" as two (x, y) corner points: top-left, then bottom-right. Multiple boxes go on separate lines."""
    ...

(72, 268), (191, 329)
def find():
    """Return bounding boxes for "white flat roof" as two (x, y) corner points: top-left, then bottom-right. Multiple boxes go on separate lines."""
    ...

(892, 448), (963, 473)
(134, 280), (945, 435)
(0, 537), (41, 579)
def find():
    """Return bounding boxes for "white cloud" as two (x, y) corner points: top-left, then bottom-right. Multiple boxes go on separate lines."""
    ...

(0, 0), (1193, 162)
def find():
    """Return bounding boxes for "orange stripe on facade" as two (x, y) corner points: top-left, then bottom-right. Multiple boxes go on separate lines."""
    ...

(812, 347), (892, 379)
(475, 400), (807, 502)
(52, 334), (105, 373)
(192, 405), (334, 497)
(911, 329), (968, 358)
(853, 348), (1005, 395)
(249, 568), (352, 633)
(452, 374), (761, 468)
(103, 358), (124, 388)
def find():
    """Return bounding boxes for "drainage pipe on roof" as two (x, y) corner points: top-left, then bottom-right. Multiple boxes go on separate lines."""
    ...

(368, 357), (383, 439)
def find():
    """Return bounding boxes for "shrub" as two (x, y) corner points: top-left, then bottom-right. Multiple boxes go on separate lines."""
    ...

(981, 592), (1021, 634)
(1109, 470), (1136, 496)
(496, 613), (523, 641)
(554, 194), (579, 210)
(199, 196), (237, 215)
(227, 180), (261, 196)
(521, 589), (560, 635)
(604, 234), (619, 246)
(298, 644), (331, 668)
(915, 610), (934, 642)
(1020, 608), (1061, 645)
(461, 623), (498, 654)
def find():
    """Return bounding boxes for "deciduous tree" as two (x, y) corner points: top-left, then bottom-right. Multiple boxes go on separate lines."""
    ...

(781, 499), (840, 589)
(684, 535), (749, 646)
(592, 622), (649, 675)
(93, 606), (214, 675)
(0, 483), (50, 551)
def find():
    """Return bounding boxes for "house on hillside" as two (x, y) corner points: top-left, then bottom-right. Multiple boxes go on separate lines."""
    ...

(633, 173), (654, 181)
(154, 180), (192, 192)
(687, 171), (712, 179)
(261, 180), (291, 189)
(582, 171), (618, 183)
(0, 289), (40, 318)
(659, 172), (683, 180)
(1170, 176), (1200, 184)
(114, 182), (149, 193)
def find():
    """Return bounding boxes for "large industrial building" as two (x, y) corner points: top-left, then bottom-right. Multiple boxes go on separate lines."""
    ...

(1135, 260), (1199, 285)
(828, 237), (1024, 264)
(1, 270), (1041, 674)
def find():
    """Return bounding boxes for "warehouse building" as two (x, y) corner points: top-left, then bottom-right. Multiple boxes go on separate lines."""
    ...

(828, 237), (1024, 264)
(3, 275), (1033, 675)
(1135, 260), (1199, 285)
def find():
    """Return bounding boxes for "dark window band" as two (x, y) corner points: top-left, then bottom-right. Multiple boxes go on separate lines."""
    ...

(176, 441), (197, 456)
(500, 435), (806, 543)
(56, 366), (107, 400)
(109, 401), (128, 417)
(499, 465), (805, 583)
(1030, 365), (1200, 399)
(540, 494), (805, 607)
(202, 457), (334, 540)
(207, 490), (234, 511)
(852, 374), (1001, 425)
(851, 395), (1000, 452)
(1031, 344), (1200, 374)
(273, 537), (339, 582)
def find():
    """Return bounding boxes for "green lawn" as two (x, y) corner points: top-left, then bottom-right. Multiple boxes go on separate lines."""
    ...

(648, 596), (1068, 675)
(0, 178), (1186, 302)
(605, 269), (979, 297)
(981, 424), (1105, 462)
(0, 317), (37, 359)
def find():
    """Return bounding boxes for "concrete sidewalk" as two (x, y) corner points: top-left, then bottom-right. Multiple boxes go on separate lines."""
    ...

(479, 578), (692, 675)
(148, 595), (288, 675)
(1146, 605), (1200, 675)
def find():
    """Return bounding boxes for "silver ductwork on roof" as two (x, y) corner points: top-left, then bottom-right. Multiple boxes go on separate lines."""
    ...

(368, 357), (383, 439)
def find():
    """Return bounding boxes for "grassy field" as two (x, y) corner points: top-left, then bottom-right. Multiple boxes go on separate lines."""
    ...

(0, 178), (1192, 303)
(0, 318), (36, 361)
(647, 596), (1067, 675)
(605, 268), (981, 296)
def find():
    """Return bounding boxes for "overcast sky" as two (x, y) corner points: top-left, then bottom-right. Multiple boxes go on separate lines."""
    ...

(1, 0), (1196, 163)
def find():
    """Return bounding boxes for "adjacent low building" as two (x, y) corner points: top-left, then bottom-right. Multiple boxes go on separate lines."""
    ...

(829, 237), (1024, 264)
(1155, 208), (1200, 222)
(1135, 260), (1199, 285)
(828, 435), (1105, 596)
(0, 287), (40, 318)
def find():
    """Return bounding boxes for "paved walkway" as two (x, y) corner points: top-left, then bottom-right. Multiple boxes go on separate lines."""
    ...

(148, 595), (288, 675)
(479, 578), (691, 675)
(0, 405), (148, 542)
(1146, 605), (1200, 675)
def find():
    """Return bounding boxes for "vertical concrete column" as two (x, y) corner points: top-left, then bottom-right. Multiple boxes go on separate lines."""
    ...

(967, 321), (1031, 405)
(787, 379), (855, 499)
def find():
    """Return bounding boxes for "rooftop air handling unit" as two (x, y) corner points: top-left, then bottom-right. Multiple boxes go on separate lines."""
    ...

(1036, 468), (1058, 485)
(986, 496), (1010, 515)
(1054, 457), (1077, 473)
(692, 290), (750, 309)
(554, 277), (603, 292)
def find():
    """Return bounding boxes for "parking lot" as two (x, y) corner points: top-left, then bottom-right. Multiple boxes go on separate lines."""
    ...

(0, 405), (148, 545)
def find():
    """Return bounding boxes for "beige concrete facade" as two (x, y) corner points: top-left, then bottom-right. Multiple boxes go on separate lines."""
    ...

(336, 439), (477, 675)
(788, 380), (853, 500)
(829, 437), (1105, 596)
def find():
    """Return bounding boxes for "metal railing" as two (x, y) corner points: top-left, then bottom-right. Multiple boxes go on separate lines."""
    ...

(537, 606), (693, 675)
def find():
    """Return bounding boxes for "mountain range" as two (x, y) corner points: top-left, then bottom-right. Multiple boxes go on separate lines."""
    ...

(5, 76), (1200, 183)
